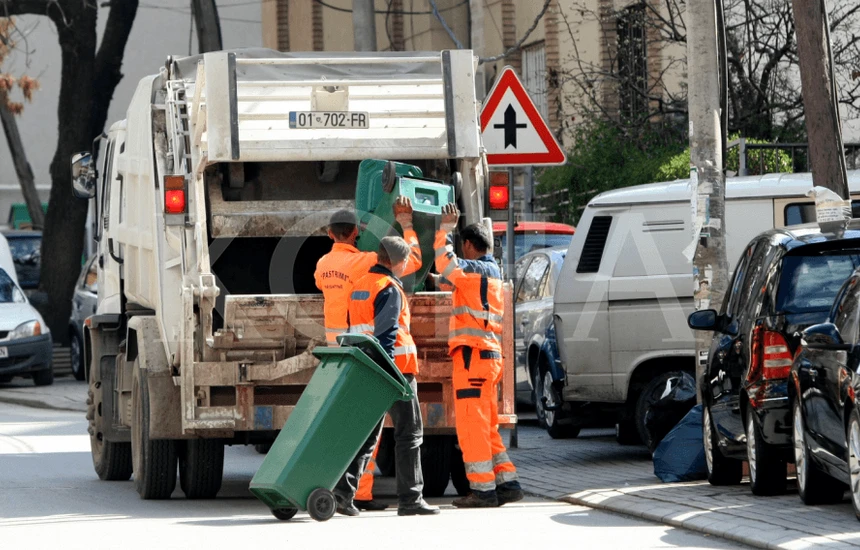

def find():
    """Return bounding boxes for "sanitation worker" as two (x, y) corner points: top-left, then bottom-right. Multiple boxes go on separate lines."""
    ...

(431, 203), (523, 508)
(333, 236), (440, 517)
(314, 197), (421, 512)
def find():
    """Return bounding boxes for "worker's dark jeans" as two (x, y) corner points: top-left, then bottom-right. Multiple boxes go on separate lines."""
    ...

(334, 375), (425, 507)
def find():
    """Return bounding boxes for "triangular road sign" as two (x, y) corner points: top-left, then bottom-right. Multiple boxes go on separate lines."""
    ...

(480, 67), (566, 166)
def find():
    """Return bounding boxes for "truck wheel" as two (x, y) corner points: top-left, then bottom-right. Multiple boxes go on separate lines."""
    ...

(376, 429), (395, 476)
(307, 488), (336, 522)
(88, 371), (132, 481)
(32, 365), (54, 387)
(132, 365), (177, 499)
(449, 441), (470, 496)
(179, 439), (224, 499)
(420, 435), (452, 497)
(635, 370), (688, 448)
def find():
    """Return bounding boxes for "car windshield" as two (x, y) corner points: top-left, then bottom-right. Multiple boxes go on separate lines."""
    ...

(0, 268), (26, 304)
(498, 233), (572, 263)
(777, 253), (860, 314)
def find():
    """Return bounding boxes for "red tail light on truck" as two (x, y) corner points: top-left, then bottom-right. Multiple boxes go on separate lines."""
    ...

(164, 175), (187, 214)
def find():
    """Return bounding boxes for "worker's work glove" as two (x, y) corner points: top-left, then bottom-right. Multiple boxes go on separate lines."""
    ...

(393, 196), (414, 229)
(441, 203), (460, 233)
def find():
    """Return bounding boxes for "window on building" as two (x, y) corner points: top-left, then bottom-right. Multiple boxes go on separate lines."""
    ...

(522, 42), (548, 121)
(617, 4), (648, 120)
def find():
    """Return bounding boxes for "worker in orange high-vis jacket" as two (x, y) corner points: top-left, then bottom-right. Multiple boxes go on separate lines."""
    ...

(333, 236), (440, 518)
(431, 203), (523, 508)
(315, 197), (422, 346)
(314, 198), (421, 512)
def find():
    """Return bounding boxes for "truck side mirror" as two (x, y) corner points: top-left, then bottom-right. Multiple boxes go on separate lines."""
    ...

(71, 152), (96, 199)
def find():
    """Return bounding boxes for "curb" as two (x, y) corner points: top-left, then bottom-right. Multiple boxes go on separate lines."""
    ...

(0, 393), (86, 413)
(562, 493), (840, 550)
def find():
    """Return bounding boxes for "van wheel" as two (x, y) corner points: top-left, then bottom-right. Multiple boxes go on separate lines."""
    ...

(420, 435), (452, 497)
(179, 439), (224, 499)
(535, 360), (579, 439)
(132, 364), (177, 499)
(703, 405), (742, 485)
(635, 370), (686, 447)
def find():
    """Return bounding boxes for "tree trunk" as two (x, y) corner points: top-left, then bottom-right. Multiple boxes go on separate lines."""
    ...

(192, 0), (223, 53)
(0, 94), (44, 229)
(791, 0), (849, 199)
(353, 0), (377, 51)
(688, 0), (729, 403)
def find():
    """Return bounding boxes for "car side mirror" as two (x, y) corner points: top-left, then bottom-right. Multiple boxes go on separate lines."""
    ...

(802, 322), (853, 351)
(688, 309), (722, 331)
(71, 152), (96, 199)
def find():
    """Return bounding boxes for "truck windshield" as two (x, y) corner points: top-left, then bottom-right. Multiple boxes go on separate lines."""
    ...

(0, 269), (26, 304)
(777, 253), (860, 314)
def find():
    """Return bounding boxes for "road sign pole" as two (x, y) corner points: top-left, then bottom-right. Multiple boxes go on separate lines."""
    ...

(507, 166), (518, 449)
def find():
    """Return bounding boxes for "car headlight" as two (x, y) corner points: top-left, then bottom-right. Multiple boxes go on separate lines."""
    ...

(9, 321), (43, 340)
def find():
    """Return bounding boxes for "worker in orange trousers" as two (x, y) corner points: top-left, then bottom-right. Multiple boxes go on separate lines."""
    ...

(314, 197), (421, 511)
(431, 203), (523, 508)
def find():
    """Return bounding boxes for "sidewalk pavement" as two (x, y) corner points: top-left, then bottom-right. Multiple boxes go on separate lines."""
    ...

(509, 424), (860, 550)
(0, 375), (86, 412)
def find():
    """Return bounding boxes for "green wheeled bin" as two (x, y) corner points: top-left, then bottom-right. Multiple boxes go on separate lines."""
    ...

(249, 334), (414, 522)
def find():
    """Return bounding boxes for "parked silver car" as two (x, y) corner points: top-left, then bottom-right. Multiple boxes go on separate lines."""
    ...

(514, 247), (579, 437)
(69, 256), (97, 381)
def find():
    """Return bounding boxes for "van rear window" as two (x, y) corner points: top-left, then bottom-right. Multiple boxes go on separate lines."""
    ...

(785, 201), (860, 225)
(777, 253), (860, 313)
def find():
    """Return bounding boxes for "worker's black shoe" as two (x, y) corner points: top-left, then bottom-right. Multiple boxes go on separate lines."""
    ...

(452, 490), (499, 508)
(497, 481), (524, 506)
(397, 501), (440, 516)
(355, 499), (388, 511)
(336, 503), (360, 517)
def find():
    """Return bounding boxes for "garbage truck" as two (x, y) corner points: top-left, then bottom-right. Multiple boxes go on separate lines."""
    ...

(70, 49), (516, 500)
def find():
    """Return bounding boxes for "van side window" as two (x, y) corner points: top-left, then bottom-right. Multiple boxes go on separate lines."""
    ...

(785, 201), (860, 225)
(577, 216), (612, 273)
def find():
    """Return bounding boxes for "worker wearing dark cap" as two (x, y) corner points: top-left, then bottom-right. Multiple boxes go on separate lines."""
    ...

(314, 196), (421, 511)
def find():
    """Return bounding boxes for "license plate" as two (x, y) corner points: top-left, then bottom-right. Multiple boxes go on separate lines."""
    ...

(289, 111), (369, 129)
(0, 347), (7, 359)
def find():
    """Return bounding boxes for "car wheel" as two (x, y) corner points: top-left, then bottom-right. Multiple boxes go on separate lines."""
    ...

(537, 361), (579, 439)
(70, 332), (86, 381)
(847, 409), (860, 521)
(793, 400), (844, 505)
(32, 365), (54, 387)
(532, 366), (548, 429)
(703, 405), (742, 485)
(635, 371), (688, 448)
(745, 410), (786, 496)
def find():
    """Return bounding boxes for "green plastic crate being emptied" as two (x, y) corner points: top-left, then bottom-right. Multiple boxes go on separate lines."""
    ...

(249, 334), (413, 522)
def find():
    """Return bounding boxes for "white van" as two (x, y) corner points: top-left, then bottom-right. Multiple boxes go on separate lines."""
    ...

(552, 171), (860, 442)
(0, 233), (18, 286)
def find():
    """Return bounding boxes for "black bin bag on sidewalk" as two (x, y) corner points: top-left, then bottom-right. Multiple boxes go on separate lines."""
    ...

(644, 371), (697, 452)
(653, 404), (708, 483)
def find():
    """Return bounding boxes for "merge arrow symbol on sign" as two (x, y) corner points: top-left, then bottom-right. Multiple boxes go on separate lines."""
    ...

(493, 104), (528, 149)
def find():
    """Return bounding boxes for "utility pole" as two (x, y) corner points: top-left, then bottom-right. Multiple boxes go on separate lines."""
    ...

(469, 0), (486, 98)
(687, 0), (728, 402)
(191, 0), (223, 53)
(791, 0), (849, 199)
(353, 0), (377, 52)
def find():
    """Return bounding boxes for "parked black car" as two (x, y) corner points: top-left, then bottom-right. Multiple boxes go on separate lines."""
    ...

(790, 267), (860, 516)
(689, 226), (860, 496)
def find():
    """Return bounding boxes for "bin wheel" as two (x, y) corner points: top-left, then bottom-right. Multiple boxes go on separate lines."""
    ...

(307, 488), (336, 522)
(271, 508), (298, 521)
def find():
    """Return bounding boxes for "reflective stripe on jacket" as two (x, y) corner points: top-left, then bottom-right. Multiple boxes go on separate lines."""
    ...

(433, 230), (503, 353)
(314, 229), (420, 345)
(348, 266), (419, 375)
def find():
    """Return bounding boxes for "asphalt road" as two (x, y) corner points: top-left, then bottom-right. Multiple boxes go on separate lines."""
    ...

(0, 402), (750, 550)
